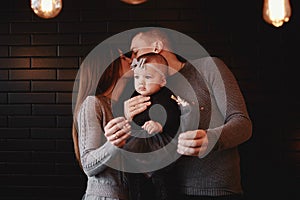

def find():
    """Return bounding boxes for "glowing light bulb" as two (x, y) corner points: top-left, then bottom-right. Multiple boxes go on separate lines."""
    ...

(41, 0), (53, 12)
(31, 0), (63, 19)
(120, 0), (147, 5)
(263, 0), (292, 27)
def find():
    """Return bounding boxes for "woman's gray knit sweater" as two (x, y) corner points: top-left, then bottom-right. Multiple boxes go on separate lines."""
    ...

(77, 96), (128, 199)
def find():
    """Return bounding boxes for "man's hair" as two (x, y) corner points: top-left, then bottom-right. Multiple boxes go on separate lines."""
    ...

(136, 28), (174, 51)
(133, 27), (187, 62)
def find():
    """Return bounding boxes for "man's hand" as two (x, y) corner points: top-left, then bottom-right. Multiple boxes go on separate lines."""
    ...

(142, 120), (163, 134)
(124, 95), (151, 121)
(177, 129), (208, 157)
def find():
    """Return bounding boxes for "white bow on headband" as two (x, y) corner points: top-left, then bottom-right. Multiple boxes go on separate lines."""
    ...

(130, 58), (146, 70)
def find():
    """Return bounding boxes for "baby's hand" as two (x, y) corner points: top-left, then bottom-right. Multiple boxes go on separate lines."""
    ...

(142, 120), (163, 134)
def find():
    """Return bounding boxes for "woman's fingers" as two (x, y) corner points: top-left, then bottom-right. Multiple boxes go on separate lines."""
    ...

(104, 117), (131, 147)
(104, 117), (129, 137)
(105, 117), (126, 130)
(107, 123), (131, 141)
(111, 132), (131, 147)
(128, 95), (150, 105)
(130, 104), (148, 118)
(124, 95), (151, 120)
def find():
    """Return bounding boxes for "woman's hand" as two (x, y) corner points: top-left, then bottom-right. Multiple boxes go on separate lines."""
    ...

(124, 95), (151, 121)
(104, 117), (131, 147)
(142, 120), (163, 134)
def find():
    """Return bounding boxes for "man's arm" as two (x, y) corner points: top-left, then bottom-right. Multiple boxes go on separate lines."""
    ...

(177, 57), (252, 157)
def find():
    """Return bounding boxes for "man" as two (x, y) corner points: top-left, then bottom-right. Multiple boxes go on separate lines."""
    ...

(124, 27), (252, 200)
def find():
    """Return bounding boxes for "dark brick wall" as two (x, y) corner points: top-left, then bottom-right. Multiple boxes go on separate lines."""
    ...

(0, 0), (299, 199)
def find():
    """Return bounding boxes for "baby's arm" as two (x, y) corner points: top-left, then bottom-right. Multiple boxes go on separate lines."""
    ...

(142, 120), (163, 134)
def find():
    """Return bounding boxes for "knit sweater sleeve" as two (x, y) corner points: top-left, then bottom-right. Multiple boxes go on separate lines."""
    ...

(194, 57), (252, 153)
(77, 96), (118, 177)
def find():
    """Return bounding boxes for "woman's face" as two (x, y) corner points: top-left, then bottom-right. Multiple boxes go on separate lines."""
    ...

(134, 65), (165, 96)
(120, 56), (133, 78)
(109, 56), (133, 101)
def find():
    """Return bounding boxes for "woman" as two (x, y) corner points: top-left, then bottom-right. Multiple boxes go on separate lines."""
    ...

(72, 45), (133, 200)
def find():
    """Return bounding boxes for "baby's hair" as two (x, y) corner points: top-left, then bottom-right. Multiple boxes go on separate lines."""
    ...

(138, 52), (168, 65)
(137, 53), (168, 76)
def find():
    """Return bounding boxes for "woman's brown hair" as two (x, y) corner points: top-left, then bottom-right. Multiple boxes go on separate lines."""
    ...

(72, 46), (124, 168)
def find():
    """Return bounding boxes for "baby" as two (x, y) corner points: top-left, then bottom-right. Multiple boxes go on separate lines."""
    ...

(129, 53), (181, 148)
(125, 53), (181, 200)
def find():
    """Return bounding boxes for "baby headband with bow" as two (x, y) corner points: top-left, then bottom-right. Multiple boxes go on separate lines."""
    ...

(130, 58), (146, 70)
(130, 58), (166, 78)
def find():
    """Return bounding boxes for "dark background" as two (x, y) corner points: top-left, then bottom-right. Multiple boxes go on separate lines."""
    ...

(0, 0), (299, 199)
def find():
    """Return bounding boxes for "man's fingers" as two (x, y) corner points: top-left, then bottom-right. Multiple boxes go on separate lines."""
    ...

(177, 130), (206, 152)
(178, 130), (206, 140)
(178, 138), (203, 148)
(177, 145), (201, 156)
(177, 132), (209, 156)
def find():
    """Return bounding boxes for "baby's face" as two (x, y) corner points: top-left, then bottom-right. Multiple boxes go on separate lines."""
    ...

(134, 65), (165, 96)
